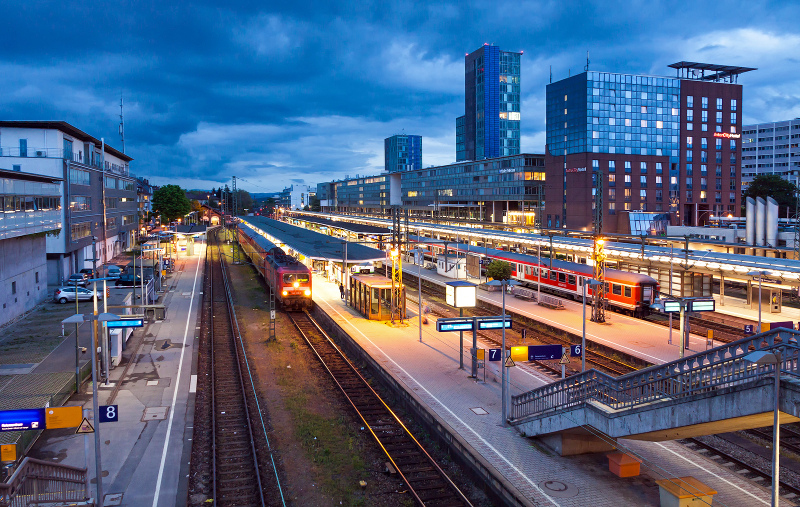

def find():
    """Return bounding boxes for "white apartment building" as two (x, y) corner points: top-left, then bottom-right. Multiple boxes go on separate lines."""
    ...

(741, 118), (800, 191)
(0, 121), (137, 285)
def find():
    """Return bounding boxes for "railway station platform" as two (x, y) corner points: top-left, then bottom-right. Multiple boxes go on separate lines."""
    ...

(410, 267), (711, 365)
(311, 275), (777, 506)
(712, 293), (800, 326)
(22, 244), (206, 507)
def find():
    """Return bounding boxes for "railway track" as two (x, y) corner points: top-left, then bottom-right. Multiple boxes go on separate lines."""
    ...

(682, 437), (800, 501)
(207, 229), (285, 506)
(404, 272), (638, 377)
(288, 310), (473, 507)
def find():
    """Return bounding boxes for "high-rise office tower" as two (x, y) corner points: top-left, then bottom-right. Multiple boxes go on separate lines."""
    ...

(385, 134), (422, 173)
(544, 62), (754, 233)
(457, 44), (521, 161)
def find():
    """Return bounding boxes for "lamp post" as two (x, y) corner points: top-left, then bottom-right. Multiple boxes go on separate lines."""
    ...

(748, 270), (774, 333)
(62, 311), (120, 507)
(745, 349), (782, 507)
(582, 279), (603, 372)
(486, 278), (519, 426)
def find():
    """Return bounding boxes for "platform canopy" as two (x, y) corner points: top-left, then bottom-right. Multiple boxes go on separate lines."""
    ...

(242, 216), (387, 263)
(286, 213), (391, 236)
(668, 61), (756, 82)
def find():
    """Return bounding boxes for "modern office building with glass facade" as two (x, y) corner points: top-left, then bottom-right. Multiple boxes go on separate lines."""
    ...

(545, 62), (752, 233)
(458, 44), (521, 161)
(384, 134), (422, 173)
(741, 118), (800, 192)
(321, 153), (545, 225)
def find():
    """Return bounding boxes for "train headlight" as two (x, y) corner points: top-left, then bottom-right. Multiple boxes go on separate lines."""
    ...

(294, 282), (299, 288)
(282, 290), (288, 296)
(304, 289), (311, 296)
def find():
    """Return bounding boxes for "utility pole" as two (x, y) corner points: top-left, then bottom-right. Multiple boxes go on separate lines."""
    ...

(390, 205), (405, 325)
(591, 237), (606, 323)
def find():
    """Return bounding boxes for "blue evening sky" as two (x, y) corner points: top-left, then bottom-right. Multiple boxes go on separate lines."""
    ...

(1, 1), (798, 193)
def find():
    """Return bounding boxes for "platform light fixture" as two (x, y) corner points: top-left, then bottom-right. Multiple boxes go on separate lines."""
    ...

(745, 349), (782, 507)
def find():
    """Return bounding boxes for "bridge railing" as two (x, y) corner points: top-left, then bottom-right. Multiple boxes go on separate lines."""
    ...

(0, 457), (89, 507)
(510, 329), (800, 424)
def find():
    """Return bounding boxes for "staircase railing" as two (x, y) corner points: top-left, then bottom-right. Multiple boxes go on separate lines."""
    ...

(0, 458), (89, 507)
(510, 329), (800, 424)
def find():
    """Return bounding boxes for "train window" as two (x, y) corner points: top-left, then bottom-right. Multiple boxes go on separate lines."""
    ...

(624, 286), (631, 298)
(568, 275), (575, 285)
(283, 274), (310, 284)
(605, 282), (610, 293)
(524, 265), (530, 275)
(550, 271), (557, 281)
(612, 284), (622, 296)
(558, 272), (566, 283)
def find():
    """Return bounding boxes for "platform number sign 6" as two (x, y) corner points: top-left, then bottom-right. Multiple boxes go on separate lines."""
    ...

(570, 345), (582, 357)
(99, 405), (118, 423)
(488, 348), (502, 361)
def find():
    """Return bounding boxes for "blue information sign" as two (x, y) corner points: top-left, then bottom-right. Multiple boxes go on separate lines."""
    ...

(488, 348), (502, 361)
(476, 317), (512, 330)
(771, 321), (794, 331)
(98, 405), (118, 423)
(106, 319), (144, 329)
(0, 408), (45, 432)
(436, 318), (474, 333)
(528, 344), (563, 361)
(570, 345), (582, 357)
(744, 324), (755, 336)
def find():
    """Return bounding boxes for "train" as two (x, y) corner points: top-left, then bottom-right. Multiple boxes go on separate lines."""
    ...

(414, 239), (660, 317)
(237, 221), (313, 310)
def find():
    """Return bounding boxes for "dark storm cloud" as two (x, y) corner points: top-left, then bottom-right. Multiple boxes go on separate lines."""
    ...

(1, 0), (799, 192)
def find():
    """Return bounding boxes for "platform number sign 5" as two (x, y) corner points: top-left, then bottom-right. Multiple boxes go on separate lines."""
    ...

(488, 348), (502, 361)
(98, 405), (118, 423)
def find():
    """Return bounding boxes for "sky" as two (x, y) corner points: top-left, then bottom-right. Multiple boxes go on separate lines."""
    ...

(1, 0), (799, 194)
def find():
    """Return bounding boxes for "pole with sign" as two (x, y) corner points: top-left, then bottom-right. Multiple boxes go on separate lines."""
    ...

(445, 281), (477, 372)
(659, 298), (715, 358)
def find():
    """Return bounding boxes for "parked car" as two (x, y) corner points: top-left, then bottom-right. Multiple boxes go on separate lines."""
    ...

(67, 273), (89, 287)
(54, 286), (103, 304)
(79, 268), (96, 279)
(105, 265), (123, 278)
(115, 274), (142, 287)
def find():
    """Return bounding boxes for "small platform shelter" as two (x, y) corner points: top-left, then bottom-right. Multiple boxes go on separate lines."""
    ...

(349, 274), (406, 321)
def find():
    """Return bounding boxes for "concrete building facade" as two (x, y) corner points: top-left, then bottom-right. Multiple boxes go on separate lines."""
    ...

(0, 121), (136, 285)
(741, 118), (800, 192)
(278, 184), (313, 210)
(0, 168), (62, 324)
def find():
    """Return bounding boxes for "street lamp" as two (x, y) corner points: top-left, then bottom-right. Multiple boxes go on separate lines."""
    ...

(582, 279), (603, 372)
(748, 270), (774, 333)
(745, 349), (782, 507)
(486, 278), (520, 426)
(62, 311), (120, 507)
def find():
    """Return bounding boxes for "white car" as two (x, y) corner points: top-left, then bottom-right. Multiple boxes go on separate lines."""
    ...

(54, 286), (104, 304)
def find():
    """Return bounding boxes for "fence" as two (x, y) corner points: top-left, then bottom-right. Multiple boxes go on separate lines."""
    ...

(0, 458), (89, 507)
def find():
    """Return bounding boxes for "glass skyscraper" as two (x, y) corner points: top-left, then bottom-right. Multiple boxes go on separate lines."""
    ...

(384, 134), (422, 173)
(458, 44), (521, 161)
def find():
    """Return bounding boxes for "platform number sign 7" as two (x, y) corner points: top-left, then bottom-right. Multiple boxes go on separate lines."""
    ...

(98, 405), (118, 423)
(488, 348), (502, 362)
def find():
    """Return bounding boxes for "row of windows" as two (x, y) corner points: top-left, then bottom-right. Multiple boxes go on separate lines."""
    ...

(686, 96), (738, 111)
(71, 221), (91, 241)
(2, 195), (61, 213)
(69, 168), (91, 186)
(687, 110), (737, 123)
(70, 196), (91, 211)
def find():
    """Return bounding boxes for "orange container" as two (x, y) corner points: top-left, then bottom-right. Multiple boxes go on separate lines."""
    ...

(607, 452), (642, 478)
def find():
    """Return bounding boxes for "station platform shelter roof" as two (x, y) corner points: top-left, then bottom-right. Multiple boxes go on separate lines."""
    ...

(242, 216), (387, 263)
(286, 213), (391, 236)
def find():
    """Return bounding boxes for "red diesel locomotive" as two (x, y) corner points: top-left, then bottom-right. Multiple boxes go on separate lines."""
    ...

(417, 240), (660, 316)
(237, 222), (312, 310)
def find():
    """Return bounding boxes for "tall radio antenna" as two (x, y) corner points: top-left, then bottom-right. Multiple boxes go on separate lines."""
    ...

(119, 95), (125, 154)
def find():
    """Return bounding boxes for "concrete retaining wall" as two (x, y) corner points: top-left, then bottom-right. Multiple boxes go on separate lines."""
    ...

(311, 303), (535, 507)
(0, 235), (49, 326)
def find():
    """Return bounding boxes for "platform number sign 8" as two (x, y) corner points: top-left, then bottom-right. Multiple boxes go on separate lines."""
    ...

(99, 405), (119, 423)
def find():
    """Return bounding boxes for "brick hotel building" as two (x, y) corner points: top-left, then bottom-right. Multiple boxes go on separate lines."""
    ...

(544, 62), (754, 234)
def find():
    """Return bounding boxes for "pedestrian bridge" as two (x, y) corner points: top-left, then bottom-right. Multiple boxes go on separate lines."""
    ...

(509, 329), (800, 455)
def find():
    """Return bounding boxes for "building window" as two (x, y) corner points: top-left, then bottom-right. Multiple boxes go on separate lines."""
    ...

(608, 160), (615, 172)
(656, 176), (663, 187)
(687, 110), (694, 121)
(702, 97), (708, 109)
(702, 123), (708, 132)
(592, 159), (599, 169)
(716, 111), (722, 123)
(730, 140), (736, 151)
(35, 272), (39, 283)
(687, 190), (693, 201)
(609, 202), (616, 214)
(731, 99), (738, 111)
(656, 162), (663, 174)
(687, 95), (694, 108)
(69, 168), (91, 186)
(687, 123), (693, 131)
(731, 112), (737, 124)
(19, 139), (27, 157)
(608, 188), (616, 200)
(105, 177), (117, 189)
(640, 176), (647, 186)
(12, 165), (21, 172)
(608, 174), (615, 186)
(12, 281), (16, 294)
(70, 196), (91, 211)
(70, 221), (92, 241)
(702, 111), (708, 122)
(716, 98), (723, 110)
(624, 161), (631, 173)
(686, 150), (693, 162)
(686, 136), (693, 149)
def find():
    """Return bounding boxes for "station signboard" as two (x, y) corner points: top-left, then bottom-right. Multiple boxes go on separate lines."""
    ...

(436, 318), (474, 332)
(476, 317), (512, 330)
(689, 299), (715, 312)
(662, 300), (681, 313)
(528, 344), (563, 361)
(445, 281), (477, 308)
(0, 408), (45, 432)
(106, 319), (144, 329)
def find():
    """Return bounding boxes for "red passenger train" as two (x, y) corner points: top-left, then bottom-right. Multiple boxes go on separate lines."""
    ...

(416, 240), (660, 317)
(237, 222), (312, 310)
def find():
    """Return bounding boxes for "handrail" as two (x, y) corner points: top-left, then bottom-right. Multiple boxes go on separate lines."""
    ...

(510, 329), (800, 423)
(0, 457), (89, 507)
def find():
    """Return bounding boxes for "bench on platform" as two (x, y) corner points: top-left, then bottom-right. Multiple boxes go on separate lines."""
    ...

(538, 295), (565, 310)
(511, 286), (537, 302)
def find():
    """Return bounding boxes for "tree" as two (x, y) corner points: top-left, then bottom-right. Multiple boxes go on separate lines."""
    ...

(744, 175), (799, 217)
(309, 195), (321, 212)
(237, 189), (254, 213)
(153, 184), (191, 223)
(191, 199), (203, 214)
(486, 260), (512, 281)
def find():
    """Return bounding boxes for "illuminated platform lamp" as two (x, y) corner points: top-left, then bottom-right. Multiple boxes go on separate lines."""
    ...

(446, 281), (477, 372)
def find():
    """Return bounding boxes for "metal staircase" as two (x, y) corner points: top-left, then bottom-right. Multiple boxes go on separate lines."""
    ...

(0, 458), (90, 507)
